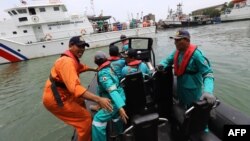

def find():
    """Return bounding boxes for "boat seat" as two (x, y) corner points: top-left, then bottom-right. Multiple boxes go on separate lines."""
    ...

(106, 72), (168, 141)
(154, 66), (174, 119)
(132, 113), (159, 141)
(120, 112), (168, 141)
(171, 100), (220, 141)
(121, 71), (155, 118)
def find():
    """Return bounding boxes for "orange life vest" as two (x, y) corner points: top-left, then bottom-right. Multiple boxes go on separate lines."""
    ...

(108, 56), (120, 61)
(127, 60), (141, 66)
(174, 44), (197, 76)
(62, 50), (82, 74)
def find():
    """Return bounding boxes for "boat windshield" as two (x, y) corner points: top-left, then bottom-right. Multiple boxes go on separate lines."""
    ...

(110, 37), (155, 66)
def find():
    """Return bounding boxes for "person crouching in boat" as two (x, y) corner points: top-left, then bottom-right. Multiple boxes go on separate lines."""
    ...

(120, 35), (129, 52)
(122, 48), (151, 78)
(42, 36), (112, 141)
(108, 45), (126, 81)
(92, 51), (128, 141)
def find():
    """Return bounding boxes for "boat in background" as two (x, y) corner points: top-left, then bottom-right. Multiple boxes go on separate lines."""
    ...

(163, 3), (212, 28)
(221, 0), (250, 22)
(0, 0), (156, 65)
(163, 3), (188, 28)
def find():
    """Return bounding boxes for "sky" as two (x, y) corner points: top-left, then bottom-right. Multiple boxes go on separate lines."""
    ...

(0, 0), (232, 22)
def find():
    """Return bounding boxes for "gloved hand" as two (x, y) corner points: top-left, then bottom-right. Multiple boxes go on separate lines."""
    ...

(155, 64), (164, 72)
(200, 92), (216, 105)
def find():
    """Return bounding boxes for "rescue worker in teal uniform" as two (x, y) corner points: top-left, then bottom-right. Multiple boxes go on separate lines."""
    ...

(120, 35), (129, 52)
(92, 51), (128, 141)
(122, 49), (151, 78)
(108, 45), (126, 81)
(157, 29), (216, 107)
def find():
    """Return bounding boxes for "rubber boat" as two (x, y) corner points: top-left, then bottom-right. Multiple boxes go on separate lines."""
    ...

(72, 37), (250, 141)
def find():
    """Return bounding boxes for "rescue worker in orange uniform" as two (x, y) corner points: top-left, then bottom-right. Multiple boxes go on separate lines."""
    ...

(42, 36), (113, 141)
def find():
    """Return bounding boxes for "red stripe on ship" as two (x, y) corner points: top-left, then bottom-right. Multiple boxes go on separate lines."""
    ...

(0, 48), (22, 62)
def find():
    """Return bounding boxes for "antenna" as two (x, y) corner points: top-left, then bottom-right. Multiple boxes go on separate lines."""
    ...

(141, 11), (143, 20)
(136, 13), (139, 20)
(90, 0), (95, 16)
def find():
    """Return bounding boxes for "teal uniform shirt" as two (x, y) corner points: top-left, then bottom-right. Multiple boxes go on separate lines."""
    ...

(92, 66), (126, 141)
(122, 44), (129, 52)
(110, 58), (126, 81)
(160, 48), (214, 107)
(121, 61), (151, 78)
(96, 66), (126, 110)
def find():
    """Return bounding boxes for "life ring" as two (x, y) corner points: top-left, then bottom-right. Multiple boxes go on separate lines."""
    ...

(80, 29), (86, 35)
(31, 16), (39, 23)
(44, 33), (52, 41)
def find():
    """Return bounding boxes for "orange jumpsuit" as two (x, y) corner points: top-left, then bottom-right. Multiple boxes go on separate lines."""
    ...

(43, 50), (91, 141)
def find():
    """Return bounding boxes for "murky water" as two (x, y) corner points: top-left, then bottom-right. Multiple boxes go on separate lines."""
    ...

(0, 21), (250, 141)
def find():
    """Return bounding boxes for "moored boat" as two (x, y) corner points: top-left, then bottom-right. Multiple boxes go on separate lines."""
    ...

(0, 1), (156, 65)
(220, 0), (250, 22)
(163, 3), (188, 28)
(72, 37), (250, 141)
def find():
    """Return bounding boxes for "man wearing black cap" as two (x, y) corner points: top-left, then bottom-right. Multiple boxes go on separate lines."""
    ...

(157, 29), (216, 107)
(92, 51), (128, 141)
(42, 36), (112, 141)
(120, 34), (129, 52)
(156, 29), (216, 134)
(108, 45), (126, 80)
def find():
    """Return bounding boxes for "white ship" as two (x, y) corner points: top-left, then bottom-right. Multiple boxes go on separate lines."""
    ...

(221, 0), (250, 22)
(0, 0), (156, 64)
(163, 3), (188, 28)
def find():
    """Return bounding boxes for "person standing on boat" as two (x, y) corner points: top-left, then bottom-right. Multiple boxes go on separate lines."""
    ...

(108, 45), (126, 81)
(156, 29), (216, 107)
(122, 48), (151, 78)
(42, 36), (112, 141)
(120, 35), (129, 52)
(92, 51), (128, 141)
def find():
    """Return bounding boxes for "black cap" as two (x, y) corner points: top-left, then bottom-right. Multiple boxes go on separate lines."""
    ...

(109, 45), (119, 56)
(169, 29), (190, 40)
(94, 51), (107, 66)
(120, 34), (127, 40)
(69, 36), (90, 48)
(127, 49), (137, 58)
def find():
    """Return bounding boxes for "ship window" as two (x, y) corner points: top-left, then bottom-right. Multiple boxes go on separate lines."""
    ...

(39, 8), (46, 12)
(8, 11), (13, 16)
(11, 10), (17, 15)
(28, 8), (36, 15)
(13, 31), (17, 34)
(19, 17), (28, 22)
(17, 9), (27, 14)
(1, 32), (6, 36)
(23, 30), (28, 33)
(53, 7), (60, 11)
(61, 6), (67, 12)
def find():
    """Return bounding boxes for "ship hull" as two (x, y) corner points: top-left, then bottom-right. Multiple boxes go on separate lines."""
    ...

(0, 26), (156, 64)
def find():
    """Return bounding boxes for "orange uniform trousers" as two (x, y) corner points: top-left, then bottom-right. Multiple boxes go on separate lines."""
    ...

(43, 80), (92, 141)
